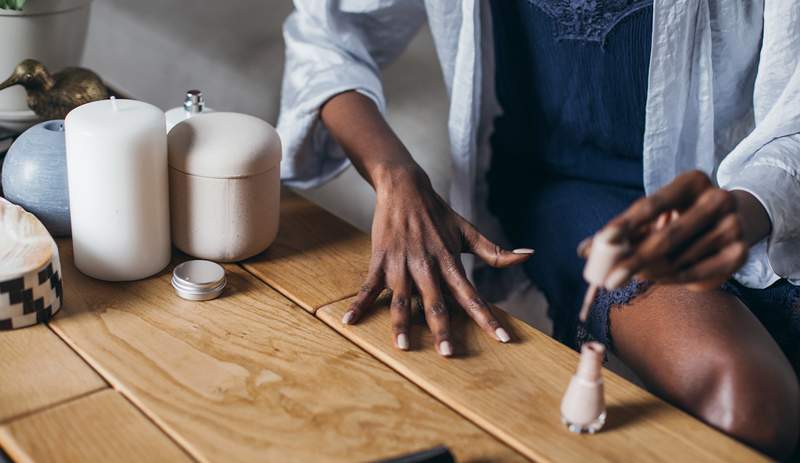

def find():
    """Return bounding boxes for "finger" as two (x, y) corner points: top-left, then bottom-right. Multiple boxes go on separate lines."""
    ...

(342, 268), (384, 325)
(607, 170), (712, 233)
(439, 255), (510, 343)
(661, 241), (749, 289)
(577, 236), (593, 258)
(606, 189), (736, 288)
(409, 257), (453, 357)
(660, 214), (742, 276)
(461, 220), (533, 268)
(388, 271), (412, 350)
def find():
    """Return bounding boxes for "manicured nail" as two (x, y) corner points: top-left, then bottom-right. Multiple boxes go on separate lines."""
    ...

(438, 340), (453, 357)
(577, 238), (591, 255)
(396, 333), (409, 350)
(495, 327), (511, 343)
(604, 268), (630, 289)
(341, 310), (355, 325)
(512, 248), (535, 255)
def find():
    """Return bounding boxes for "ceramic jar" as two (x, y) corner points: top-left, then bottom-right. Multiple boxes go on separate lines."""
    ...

(2, 120), (70, 236)
(168, 112), (281, 262)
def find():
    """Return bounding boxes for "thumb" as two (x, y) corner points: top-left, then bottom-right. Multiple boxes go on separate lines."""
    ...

(461, 220), (534, 268)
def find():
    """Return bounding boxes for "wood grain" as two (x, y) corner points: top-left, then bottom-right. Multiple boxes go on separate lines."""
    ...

(51, 241), (525, 463)
(242, 189), (370, 312)
(317, 297), (771, 463)
(0, 389), (192, 463)
(0, 323), (105, 422)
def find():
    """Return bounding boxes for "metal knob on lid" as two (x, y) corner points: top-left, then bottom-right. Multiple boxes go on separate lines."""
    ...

(183, 90), (205, 113)
(172, 260), (226, 301)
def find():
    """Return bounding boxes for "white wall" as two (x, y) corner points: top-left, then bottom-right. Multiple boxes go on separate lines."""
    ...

(81, 0), (450, 233)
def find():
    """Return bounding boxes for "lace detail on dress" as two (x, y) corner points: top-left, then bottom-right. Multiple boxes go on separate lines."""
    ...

(527, 0), (653, 43)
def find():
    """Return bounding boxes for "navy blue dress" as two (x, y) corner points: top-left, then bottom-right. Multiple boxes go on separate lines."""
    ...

(488, 0), (800, 357)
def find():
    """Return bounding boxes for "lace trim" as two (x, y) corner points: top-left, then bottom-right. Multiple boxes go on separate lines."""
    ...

(527, 0), (653, 43)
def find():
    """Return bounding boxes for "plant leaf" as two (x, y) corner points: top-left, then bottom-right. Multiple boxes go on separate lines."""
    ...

(1, 0), (26, 10)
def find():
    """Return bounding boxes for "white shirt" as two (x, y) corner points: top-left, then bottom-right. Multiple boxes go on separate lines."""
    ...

(277, 0), (800, 291)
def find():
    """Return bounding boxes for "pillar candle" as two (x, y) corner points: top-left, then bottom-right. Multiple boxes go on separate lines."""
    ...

(65, 98), (171, 281)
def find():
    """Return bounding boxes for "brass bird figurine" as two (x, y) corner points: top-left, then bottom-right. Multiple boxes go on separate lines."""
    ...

(0, 59), (108, 120)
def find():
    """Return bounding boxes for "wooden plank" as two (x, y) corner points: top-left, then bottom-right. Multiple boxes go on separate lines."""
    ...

(0, 389), (192, 463)
(0, 324), (106, 422)
(317, 297), (770, 463)
(241, 189), (370, 312)
(50, 241), (526, 463)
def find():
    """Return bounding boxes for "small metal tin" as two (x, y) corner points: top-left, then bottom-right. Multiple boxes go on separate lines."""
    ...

(171, 260), (226, 301)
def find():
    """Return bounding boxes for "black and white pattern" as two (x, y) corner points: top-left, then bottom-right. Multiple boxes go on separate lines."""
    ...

(0, 260), (63, 330)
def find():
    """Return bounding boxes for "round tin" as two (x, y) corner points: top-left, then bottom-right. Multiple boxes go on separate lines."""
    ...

(171, 260), (226, 301)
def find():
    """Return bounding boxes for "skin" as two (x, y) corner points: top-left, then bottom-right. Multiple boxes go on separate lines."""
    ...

(320, 91), (798, 458)
(322, 91), (531, 355)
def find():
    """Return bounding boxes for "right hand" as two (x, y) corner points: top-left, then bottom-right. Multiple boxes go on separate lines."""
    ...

(341, 164), (534, 356)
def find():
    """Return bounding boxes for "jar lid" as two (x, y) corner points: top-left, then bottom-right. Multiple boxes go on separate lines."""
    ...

(168, 112), (281, 179)
(171, 260), (226, 301)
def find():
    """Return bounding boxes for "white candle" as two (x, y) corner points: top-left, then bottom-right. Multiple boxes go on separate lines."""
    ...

(65, 98), (171, 281)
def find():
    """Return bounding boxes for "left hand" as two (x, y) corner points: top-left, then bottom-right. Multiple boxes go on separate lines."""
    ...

(583, 170), (771, 291)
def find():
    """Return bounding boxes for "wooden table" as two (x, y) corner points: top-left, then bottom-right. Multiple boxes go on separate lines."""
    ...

(0, 189), (770, 462)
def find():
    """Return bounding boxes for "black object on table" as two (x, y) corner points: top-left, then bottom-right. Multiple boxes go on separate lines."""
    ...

(373, 446), (455, 463)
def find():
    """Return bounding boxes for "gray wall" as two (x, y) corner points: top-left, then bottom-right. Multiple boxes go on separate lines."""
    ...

(81, 0), (450, 233)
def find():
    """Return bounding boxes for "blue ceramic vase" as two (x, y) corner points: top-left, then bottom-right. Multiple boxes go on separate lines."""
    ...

(1, 120), (71, 236)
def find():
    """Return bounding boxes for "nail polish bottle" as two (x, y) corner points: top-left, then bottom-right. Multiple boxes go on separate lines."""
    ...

(560, 341), (606, 434)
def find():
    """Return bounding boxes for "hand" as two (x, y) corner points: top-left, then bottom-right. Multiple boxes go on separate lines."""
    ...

(341, 164), (533, 356)
(585, 170), (771, 291)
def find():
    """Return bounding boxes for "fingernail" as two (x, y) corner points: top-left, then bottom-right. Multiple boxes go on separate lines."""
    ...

(512, 248), (535, 255)
(576, 238), (591, 255)
(604, 268), (630, 289)
(396, 333), (409, 350)
(341, 310), (355, 325)
(495, 327), (511, 343)
(438, 340), (453, 357)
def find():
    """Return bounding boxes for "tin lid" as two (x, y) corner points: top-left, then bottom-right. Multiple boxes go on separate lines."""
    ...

(168, 112), (281, 179)
(171, 260), (226, 301)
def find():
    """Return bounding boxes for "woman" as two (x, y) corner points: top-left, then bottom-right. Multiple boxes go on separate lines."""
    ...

(278, 0), (800, 458)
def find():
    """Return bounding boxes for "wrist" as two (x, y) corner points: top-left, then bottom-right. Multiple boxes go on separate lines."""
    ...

(731, 189), (772, 245)
(371, 161), (430, 194)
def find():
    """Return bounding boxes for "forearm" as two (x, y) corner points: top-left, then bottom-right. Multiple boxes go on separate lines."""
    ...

(320, 91), (425, 190)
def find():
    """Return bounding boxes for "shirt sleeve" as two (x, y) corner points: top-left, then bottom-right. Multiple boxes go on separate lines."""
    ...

(717, 0), (800, 284)
(277, 0), (426, 189)
(723, 135), (800, 283)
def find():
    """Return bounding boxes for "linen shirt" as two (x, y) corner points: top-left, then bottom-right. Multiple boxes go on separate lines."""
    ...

(277, 0), (800, 290)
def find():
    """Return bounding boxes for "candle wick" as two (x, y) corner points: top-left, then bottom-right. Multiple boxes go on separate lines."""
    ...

(110, 96), (118, 111)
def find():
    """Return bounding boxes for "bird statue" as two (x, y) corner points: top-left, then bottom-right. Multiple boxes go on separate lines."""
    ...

(0, 59), (108, 120)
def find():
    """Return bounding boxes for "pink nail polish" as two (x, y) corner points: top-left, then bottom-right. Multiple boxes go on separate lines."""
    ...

(512, 248), (535, 255)
(396, 333), (409, 350)
(438, 340), (453, 356)
(560, 342), (606, 434)
(495, 327), (511, 343)
(341, 310), (355, 325)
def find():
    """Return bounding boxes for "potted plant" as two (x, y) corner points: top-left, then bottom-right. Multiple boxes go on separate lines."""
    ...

(0, 0), (92, 131)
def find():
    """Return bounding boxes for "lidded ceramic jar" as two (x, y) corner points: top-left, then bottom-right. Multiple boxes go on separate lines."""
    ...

(168, 112), (281, 262)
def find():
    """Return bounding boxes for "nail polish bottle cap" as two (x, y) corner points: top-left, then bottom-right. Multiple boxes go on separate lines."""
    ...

(583, 228), (629, 285)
